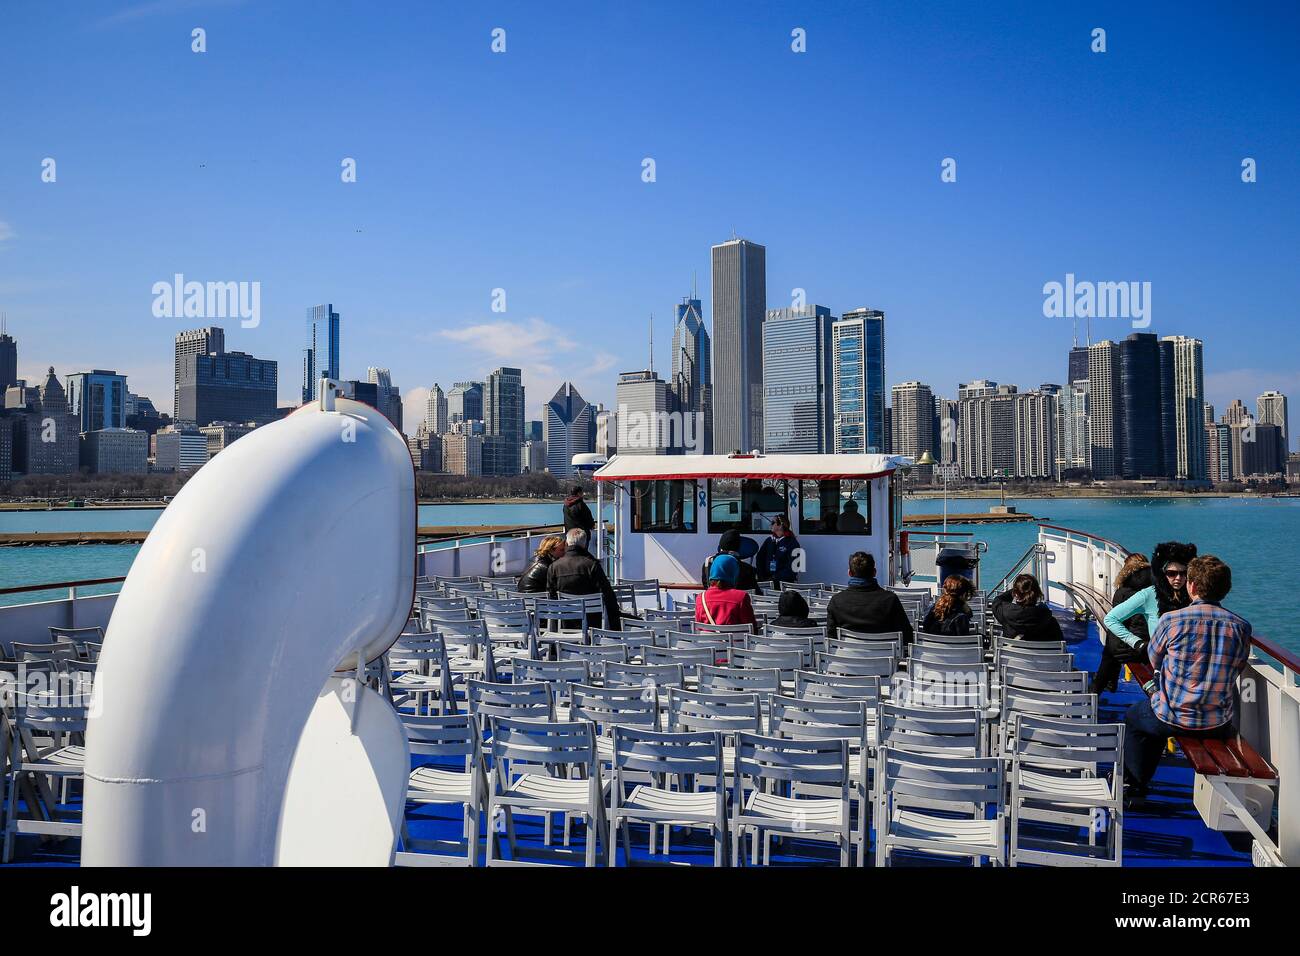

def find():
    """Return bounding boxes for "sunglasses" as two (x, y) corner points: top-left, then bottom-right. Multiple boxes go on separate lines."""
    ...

(1164, 568), (1187, 579)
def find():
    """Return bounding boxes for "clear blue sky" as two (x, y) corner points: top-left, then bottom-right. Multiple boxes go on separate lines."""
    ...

(3, 0), (1297, 431)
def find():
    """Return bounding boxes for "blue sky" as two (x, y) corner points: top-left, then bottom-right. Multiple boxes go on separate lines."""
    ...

(2, 0), (1297, 431)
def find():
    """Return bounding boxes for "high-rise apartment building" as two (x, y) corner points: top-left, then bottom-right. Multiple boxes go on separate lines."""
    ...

(616, 370), (673, 455)
(763, 306), (834, 454)
(482, 367), (524, 475)
(934, 396), (959, 466)
(710, 238), (766, 453)
(891, 381), (935, 478)
(959, 384), (1057, 480)
(832, 309), (886, 454)
(1258, 390), (1290, 459)
(1086, 341), (1121, 478)
(1164, 335), (1206, 480)
(303, 304), (341, 402)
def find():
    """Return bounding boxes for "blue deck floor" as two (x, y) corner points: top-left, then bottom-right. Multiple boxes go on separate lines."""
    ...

(3, 610), (1255, 867)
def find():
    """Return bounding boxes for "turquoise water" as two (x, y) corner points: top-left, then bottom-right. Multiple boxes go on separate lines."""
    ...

(3, 497), (1296, 657)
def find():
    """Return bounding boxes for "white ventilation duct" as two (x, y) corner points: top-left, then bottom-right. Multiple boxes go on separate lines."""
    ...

(82, 391), (415, 866)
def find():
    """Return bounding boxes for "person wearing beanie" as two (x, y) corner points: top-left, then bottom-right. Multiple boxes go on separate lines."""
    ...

(699, 528), (762, 593)
(772, 589), (817, 629)
(695, 554), (757, 629)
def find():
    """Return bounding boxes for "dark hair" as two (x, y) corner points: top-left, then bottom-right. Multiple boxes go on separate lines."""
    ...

(571, 485), (584, 496)
(933, 575), (970, 621)
(1188, 555), (1231, 603)
(848, 551), (875, 580)
(1011, 573), (1043, 605)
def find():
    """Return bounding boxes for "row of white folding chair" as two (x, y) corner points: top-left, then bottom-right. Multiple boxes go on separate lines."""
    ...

(1, 688), (88, 863)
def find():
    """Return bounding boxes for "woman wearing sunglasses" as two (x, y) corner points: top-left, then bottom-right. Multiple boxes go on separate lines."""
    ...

(1100, 541), (1198, 691)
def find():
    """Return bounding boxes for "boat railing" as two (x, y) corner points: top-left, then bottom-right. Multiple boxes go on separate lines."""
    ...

(987, 540), (1047, 598)
(1036, 522), (1300, 867)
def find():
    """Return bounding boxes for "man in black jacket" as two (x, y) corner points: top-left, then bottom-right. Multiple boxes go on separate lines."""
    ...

(563, 486), (596, 534)
(547, 528), (621, 630)
(825, 551), (913, 642)
(700, 529), (762, 593)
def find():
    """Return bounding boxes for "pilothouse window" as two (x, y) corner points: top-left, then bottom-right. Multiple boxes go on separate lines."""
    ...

(630, 480), (696, 533)
(799, 479), (872, 535)
(707, 478), (789, 534)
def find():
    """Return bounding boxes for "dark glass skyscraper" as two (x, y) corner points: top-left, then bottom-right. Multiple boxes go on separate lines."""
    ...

(483, 366), (524, 475)
(710, 238), (766, 453)
(762, 306), (833, 453)
(178, 351), (278, 426)
(1119, 332), (1162, 477)
(833, 309), (886, 454)
(671, 295), (712, 453)
(1068, 346), (1090, 386)
(303, 304), (341, 402)
(0, 322), (16, 392)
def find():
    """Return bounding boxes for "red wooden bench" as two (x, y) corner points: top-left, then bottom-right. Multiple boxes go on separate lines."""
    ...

(1126, 661), (1276, 782)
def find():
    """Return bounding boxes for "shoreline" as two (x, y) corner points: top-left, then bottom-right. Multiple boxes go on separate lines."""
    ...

(0, 496), (568, 512)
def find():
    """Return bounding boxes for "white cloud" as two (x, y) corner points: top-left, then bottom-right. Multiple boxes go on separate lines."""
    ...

(403, 386), (430, 432)
(0, 221), (15, 244)
(1205, 368), (1300, 413)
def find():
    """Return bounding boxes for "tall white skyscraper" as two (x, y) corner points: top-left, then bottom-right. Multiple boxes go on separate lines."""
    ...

(1087, 341), (1120, 478)
(1258, 389), (1290, 457)
(764, 306), (834, 454)
(1163, 335), (1206, 480)
(616, 370), (673, 455)
(303, 304), (340, 402)
(891, 381), (935, 474)
(426, 383), (448, 435)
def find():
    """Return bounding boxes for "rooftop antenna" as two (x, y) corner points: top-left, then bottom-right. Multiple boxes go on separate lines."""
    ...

(1071, 314), (1078, 349)
(692, 270), (697, 302)
(648, 313), (654, 374)
(1086, 315), (1092, 346)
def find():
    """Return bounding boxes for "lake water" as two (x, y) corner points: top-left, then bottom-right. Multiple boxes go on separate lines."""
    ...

(3, 497), (1296, 656)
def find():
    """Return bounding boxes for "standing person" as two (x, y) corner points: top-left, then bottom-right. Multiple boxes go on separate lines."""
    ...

(991, 574), (1064, 642)
(1090, 553), (1153, 694)
(825, 551), (913, 642)
(756, 514), (801, 587)
(546, 528), (621, 631)
(699, 529), (762, 593)
(1123, 555), (1250, 798)
(1101, 542), (1197, 687)
(517, 534), (565, 593)
(695, 555), (757, 629)
(563, 485), (596, 534)
(921, 575), (973, 636)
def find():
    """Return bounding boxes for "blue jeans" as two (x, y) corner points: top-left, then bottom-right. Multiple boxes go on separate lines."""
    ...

(1123, 698), (1233, 793)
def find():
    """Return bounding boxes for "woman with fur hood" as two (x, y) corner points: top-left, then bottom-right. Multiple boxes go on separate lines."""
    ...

(1096, 541), (1197, 694)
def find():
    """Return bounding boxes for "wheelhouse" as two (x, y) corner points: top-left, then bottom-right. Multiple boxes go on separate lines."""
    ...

(592, 452), (912, 590)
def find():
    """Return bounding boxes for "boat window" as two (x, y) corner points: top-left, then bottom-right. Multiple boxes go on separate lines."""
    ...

(630, 480), (697, 533)
(798, 479), (872, 535)
(707, 478), (789, 534)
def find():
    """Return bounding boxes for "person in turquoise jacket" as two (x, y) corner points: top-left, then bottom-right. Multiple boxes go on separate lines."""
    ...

(1102, 540), (1197, 659)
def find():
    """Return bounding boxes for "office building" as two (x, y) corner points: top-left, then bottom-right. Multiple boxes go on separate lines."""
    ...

(125, 392), (169, 436)
(174, 327), (225, 420)
(482, 367), (524, 475)
(543, 382), (593, 478)
(1164, 335), (1206, 480)
(154, 426), (209, 472)
(1118, 333), (1163, 477)
(0, 320), (16, 392)
(1206, 421), (1233, 483)
(66, 370), (129, 433)
(891, 381), (935, 478)
(1258, 390), (1290, 460)
(616, 370), (674, 455)
(763, 306), (834, 454)
(80, 428), (148, 474)
(1067, 345), (1090, 389)
(10, 368), (80, 475)
(199, 421), (254, 458)
(177, 350), (278, 427)
(447, 381), (484, 424)
(441, 432), (483, 476)
(670, 294), (712, 453)
(959, 384), (1057, 480)
(521, 439), (545, 473)
(366, 367), (403, 431)
(1055, 381), (1091, 475)
(302, 304), (341, 402)
(426, 384), (448, 435)
(1086, 341), (1121, 478)
(0, 416), (12, 483)
(934, 397), (959, 466)
(710, 238), (766, 453)
(832, 309), (886, 454)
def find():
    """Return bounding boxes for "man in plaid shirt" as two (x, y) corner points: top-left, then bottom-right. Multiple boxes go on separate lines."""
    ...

(1124, 555), (1251, 798)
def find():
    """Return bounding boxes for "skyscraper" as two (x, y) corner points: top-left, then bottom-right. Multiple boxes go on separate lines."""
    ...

(763, 305), (834, 454)
(65, 370), (129, 432)
(426, 384), (448, 435)
(832, 309), (886, 454)
(1067, 345), (1090, 389)
(11, 368), (80, 475)
(366, 367), (403, 431)
(616, 369), (673, 455)
(934, 396), (959, 466)
(0, 319), (16, 392)
(1164, 335), (1206, 480)
(543, 382), (593, 478)
(447, 381), (483, 424)
(178, 351), (279, 426)
(958, 383), (1057, 480)
(482, 367), (524, 475)
(174, 327), (225, 420)
(710, 238), (766, 453)
(1087, 341), (1121, 478)
(891, 381), (935, 478)
(1118, 333), (1163, 477)
(1055, 381), (1091, 475)
(1258, 390), (1290, 458)
(670, 294), (712, 454)
(303, 304), (341, 402)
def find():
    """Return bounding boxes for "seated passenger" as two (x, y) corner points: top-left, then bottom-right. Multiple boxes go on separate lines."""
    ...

(695, 555), (757, 629)
(756, 515), (800, 586)
(771, 589), (817, 630)
(837, 500), (867, 533)
(699, 529), (761, 593)
(1123, 555), (1250, 799)
(991, 573), (1063, 642)
(546, 528), (621, 631)
(920, 575), (973, 636)
(517, 534), (564, 593)
(825, 551), (913, 642)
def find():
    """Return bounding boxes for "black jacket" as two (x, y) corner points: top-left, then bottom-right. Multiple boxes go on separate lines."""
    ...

(546, 545), (621, 630)
(700, 553), (762, 593)
(921, 606), (972, 636)
(756, 533), (801, 584)
(1104, 566), (1153, 657)
(563, 495), (596, 534)
(991, 592), (1064, 642)
(772, 590), (817, 629)
(825, 581), (914, 642)
(518, 554), (553, 593)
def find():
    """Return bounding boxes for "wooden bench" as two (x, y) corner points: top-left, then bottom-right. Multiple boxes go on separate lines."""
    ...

(1126, 661), (1276, 782)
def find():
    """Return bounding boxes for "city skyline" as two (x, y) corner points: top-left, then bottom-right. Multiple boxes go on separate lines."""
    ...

(3, 3), (1296, 427)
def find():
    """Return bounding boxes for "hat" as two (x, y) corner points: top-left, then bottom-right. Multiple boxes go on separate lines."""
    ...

(718, 529), (759, 560)
(709, 554), (740, 585)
